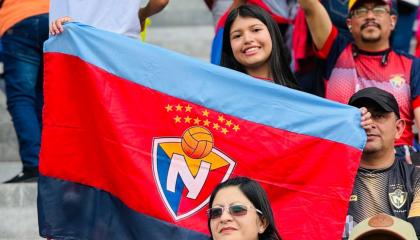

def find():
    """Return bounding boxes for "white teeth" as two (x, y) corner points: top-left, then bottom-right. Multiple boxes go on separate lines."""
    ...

(244, 47), (258, 53)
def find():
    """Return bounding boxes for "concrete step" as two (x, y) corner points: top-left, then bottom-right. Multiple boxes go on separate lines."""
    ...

(0, 162), (39, 239)
(0, 206), (41, 240)
(149, 0), (213, 27)
(147, 25), (213, 60)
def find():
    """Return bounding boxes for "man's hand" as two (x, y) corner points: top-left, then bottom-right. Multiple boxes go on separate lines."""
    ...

(360, 107), (373, 130)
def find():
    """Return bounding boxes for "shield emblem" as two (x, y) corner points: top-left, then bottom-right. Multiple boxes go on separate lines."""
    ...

(389, 189), (407, 209)
(152, 130), (235, 221)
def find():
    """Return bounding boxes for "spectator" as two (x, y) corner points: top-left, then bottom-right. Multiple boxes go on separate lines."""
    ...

(319, 0), (418, 52)
(207, 177), (281, 240)
(49, 0), (169, 38)
(349, 213), (417, 240)
(210, 0), (298, 65)
(298, 0), (420, 164)
(220, 4), (298, 88)
(0, 0), (49, 183)
(343, 87), (420, 238)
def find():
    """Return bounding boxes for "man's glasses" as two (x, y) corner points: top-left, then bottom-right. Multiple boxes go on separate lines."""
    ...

(352, 6), (390, 18)
(207, 204), (263, 220)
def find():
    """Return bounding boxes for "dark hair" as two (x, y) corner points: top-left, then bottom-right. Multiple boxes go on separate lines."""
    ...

(221, 4), (298, 89)
(207, 177), (281, 240)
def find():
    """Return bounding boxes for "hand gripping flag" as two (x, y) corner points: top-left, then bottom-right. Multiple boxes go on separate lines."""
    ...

(39, 23), (366, 240)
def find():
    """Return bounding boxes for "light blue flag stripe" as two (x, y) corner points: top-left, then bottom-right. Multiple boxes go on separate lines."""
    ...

(44, 23), (366, 150)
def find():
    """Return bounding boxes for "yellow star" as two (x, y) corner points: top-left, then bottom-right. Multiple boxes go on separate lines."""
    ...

(176, 104), (183, 111)
(203, 119), (210, 126)
(202, 110), (209, 117)
(225, 120), (233, 127)
(174, 116), (181, 123)
(184, 116), (191, 123)
(165, 104), (173, 112)
(193, 117), (201, 125)
(218, 115), (225, 123)
(213, 123), (220, 130)
(233, 124), (240, 132)
(185, 105), (192, 112)
(221, 128), (228, 135)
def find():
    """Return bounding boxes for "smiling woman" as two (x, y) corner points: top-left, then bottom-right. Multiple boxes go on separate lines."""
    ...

(221, 5), (298, 89)
(207, 177), (281, 240)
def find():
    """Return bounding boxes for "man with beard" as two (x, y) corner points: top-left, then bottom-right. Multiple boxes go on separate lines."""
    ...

(298, 0), (420, 164)
(345, 87), (420, 239)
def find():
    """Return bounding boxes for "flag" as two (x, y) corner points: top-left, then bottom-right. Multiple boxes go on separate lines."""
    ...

(38, 23), (366, 240)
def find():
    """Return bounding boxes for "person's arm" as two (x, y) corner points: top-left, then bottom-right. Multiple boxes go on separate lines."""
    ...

(297, 0), (333, 50)
(138, 0), (169, 31)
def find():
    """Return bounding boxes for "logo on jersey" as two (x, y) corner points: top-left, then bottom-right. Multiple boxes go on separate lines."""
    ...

(152, 103), (238, 220)
(389, 75), (406, 89)
(389, 189), (407, 209)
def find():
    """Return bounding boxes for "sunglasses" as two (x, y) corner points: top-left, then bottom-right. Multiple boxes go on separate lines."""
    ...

(207, 204), (263, 220)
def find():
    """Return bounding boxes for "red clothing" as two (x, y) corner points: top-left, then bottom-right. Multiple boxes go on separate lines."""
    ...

(316, 27), (420, 146)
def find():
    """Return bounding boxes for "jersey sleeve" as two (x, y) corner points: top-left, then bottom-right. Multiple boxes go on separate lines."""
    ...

(313, 26), (338, 59)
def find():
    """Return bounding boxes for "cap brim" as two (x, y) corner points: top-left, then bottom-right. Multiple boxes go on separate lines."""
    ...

(354, 229), (406, 240)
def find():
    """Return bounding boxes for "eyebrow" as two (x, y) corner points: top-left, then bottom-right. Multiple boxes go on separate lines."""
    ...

(213, 201), (245, 207)
(230, 24), (265, 35)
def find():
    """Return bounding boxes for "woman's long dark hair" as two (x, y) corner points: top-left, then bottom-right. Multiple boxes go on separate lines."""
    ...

(221, 4), (298, 89)
(207, 177), (282, 240)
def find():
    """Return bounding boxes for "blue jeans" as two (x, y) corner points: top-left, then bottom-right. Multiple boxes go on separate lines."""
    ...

(1, 14), (48, 168)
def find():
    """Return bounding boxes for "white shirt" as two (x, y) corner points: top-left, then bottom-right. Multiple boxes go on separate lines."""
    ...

(49, 0), (142, 38)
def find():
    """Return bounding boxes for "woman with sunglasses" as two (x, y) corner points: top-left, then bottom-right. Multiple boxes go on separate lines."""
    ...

(207, 177), (281, 240)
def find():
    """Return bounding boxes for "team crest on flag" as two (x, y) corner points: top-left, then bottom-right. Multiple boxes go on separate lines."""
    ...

(152, 103), (236, 220)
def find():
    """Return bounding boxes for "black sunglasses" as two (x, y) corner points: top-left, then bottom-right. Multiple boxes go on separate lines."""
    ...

(207, 204), (263, 220)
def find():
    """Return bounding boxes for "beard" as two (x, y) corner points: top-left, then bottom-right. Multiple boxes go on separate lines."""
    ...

(360, 22), (382, 43)
(361, 33), (381, 43)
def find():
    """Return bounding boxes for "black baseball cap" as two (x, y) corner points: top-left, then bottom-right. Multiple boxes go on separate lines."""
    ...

(348, 87), (400, 118)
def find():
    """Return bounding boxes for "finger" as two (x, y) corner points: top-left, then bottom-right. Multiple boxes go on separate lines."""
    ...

(361, 112), (371, 122)
(57, 18), (65, 32)
(51, 21), (59, 35)
(56, 17), (71, 33)
(361, 120), (373, 130)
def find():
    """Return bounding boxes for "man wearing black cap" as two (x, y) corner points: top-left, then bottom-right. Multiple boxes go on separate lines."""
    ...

(343, 87), (420, 238)
(298, 0), (420, 163)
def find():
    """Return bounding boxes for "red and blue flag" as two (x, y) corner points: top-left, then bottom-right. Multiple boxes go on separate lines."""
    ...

(38, 23), (365, 240)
